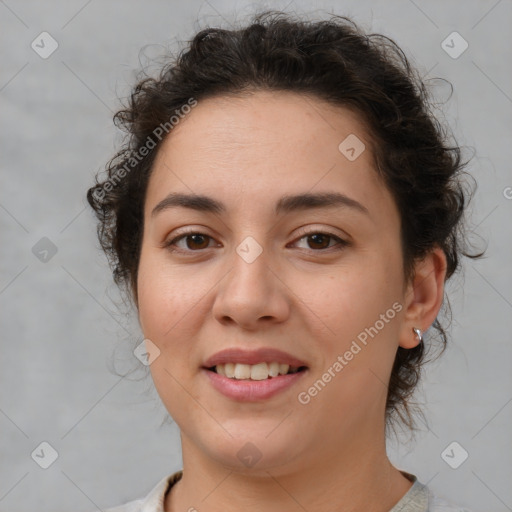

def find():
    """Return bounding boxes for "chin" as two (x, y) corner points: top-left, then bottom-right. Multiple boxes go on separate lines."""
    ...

(199, 425), (303, 473)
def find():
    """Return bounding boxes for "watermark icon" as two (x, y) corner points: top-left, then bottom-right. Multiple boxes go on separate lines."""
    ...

(92, 97), (198, 201)
(31, 441), (59, 469)
(503, 186), (512, 200)
(441, 441), (469, 469)
(236, 236), (263, 263)
(297, 301), (403, 404)
(338, 134), (366, 161)
(134, 338), (161, 366)
(441, 31), (468, 59)
(31, 32), (59, 59)
(237, 441), (263, 467)
(32, 237), (58, 263)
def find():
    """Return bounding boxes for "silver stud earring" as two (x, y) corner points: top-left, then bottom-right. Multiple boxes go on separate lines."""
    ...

(412, 327), (423, 344)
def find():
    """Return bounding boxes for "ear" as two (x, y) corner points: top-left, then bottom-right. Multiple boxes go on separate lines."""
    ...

(398, 246), (448, 349)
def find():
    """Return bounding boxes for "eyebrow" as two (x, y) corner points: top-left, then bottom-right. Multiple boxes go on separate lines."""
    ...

(151, 191), (370, 218)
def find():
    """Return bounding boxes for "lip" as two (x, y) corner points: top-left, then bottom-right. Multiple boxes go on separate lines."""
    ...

(203, 367), (307, 401)
(202, 347), (308, 368)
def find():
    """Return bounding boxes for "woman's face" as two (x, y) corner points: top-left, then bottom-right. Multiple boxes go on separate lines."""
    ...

(137, 91), (421, 473)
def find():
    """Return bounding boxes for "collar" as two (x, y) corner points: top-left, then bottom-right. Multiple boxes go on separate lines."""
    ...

(138, 470), (183, 512)
(133, 469), (428, 512)
(390, 471), (429, 512)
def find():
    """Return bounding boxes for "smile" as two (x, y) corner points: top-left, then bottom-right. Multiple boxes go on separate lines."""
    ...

(208, 362), (306, 380)
(203, 365), (308, 401)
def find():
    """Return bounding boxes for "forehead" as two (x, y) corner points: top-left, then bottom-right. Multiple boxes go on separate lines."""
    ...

(153, 90), (370, 165)
(145, 91), (393, 222)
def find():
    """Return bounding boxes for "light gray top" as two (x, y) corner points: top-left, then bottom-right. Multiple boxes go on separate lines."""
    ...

(100, 470), (474, 512)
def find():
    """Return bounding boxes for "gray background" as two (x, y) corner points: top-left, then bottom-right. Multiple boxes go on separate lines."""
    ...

(1, 1), (511, 511)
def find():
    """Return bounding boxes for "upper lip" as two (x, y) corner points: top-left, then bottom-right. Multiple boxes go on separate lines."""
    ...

(203, 348), (308, 368)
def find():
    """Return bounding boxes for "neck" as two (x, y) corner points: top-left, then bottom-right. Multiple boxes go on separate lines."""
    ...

(165, 423), (413, 512)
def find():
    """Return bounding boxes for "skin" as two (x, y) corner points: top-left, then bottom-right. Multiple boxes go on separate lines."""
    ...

(136, 90), (447, 512)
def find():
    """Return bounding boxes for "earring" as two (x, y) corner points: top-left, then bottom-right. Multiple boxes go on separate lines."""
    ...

(412, 327), (423, 345)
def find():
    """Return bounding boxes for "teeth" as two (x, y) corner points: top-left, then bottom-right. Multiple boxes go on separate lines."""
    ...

(224, 363), (235, 378)
(268, 362), (280, 377)
(279, 363), (289, 375)
(234, 363), (251, 380)
(213, 362), (302, 380)
(251, 362), (269, 381)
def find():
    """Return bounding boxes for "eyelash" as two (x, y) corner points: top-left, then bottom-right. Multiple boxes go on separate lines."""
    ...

(162, 229), (350, 255)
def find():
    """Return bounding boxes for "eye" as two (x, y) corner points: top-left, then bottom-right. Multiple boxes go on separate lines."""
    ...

(163, 232), (217, 253)
(290, 230), (349, 251)
(163, 228), (349, 255)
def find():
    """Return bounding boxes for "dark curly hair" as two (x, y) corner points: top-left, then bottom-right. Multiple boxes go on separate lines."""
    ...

(86, 10), (485, 432)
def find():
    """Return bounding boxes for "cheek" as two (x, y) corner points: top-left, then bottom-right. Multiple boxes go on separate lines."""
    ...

(136, 251), (216, 380)
(297, 264), (396, 333)
(297, 258), (403, 370)
(136, 255), (199, 414)
(137, 252), (197, 337)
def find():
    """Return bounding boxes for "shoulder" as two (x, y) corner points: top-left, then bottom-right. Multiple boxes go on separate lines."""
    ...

(395, 471), (475, 512)
(102, 499), (144, 512)
(428, 491), (475, 512)
(91, 470), (183, 512)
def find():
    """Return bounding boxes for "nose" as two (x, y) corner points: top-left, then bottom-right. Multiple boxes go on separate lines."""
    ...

(211, 240), (290, 330)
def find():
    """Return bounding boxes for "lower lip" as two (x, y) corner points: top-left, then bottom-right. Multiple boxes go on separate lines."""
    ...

(203, 368), (307, 401)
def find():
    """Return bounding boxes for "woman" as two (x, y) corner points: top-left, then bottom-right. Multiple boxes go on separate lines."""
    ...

(87, 11), (483, 512)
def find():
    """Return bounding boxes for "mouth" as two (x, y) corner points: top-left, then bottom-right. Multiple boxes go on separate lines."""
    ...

(202, 347), (309, 400)
(205, 362), (308, 381)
